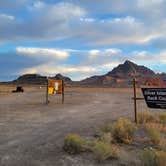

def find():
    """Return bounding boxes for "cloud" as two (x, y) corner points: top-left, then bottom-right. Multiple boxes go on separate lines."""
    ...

(0, 1), (165, 46)
(75, 16), (162, 46)
(0, 2), (86, 44)
(16, 47), (69, 61)
(21, 64), (97, 75)
(0, 14), (15, 20)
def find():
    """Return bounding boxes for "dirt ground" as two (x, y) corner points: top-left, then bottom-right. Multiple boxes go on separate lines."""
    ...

(0, 85), (151, 166)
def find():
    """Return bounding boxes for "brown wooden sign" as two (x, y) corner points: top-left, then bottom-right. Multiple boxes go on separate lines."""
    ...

(46, 79), (64, 104)
(48, 79), (63, 94)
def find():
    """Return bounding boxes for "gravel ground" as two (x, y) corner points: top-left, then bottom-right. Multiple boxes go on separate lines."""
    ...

(0, 87), (147, 166)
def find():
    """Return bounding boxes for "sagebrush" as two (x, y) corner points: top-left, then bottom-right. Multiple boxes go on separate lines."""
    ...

(112, 118), (137, 144)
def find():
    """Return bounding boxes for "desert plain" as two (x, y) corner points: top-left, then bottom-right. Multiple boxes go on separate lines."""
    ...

(0, 85), (162, 166)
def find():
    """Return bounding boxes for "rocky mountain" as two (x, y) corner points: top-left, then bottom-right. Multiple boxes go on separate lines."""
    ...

(7, 60), (165, 87)
(79, 60), (157, 87)
(107, 60), (155, 78)
(53, 74), (72, 82)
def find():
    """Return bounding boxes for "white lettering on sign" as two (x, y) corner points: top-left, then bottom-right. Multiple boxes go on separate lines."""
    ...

(144, 91), (155, 95)
(158, 96), (166, 101)
(55, 82), (59, 91)
(157, 91), (166, 95)
(147, 96), (157, 100)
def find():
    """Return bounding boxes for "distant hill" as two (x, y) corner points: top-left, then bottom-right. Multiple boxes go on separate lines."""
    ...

(12, 74), (47, 85)
(79, 60), (157, 87)
(3, 60), (166, 87)
(107, 60), (155, 78)
(53, 73), (72, 82)
(11, 73), (72, 85)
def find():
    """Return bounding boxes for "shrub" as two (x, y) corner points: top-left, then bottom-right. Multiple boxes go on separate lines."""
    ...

(92, 141), (119, 162)
(112, 118), (137, 144)
(140, 148), (166, 166)
(146, 127), (162, 145)
(63, 134), (87, 154)
(156, 151), (166, 166)
(140, 148), (156, 166)
(138, 111), (156, 124)
(158, 112), (166, 124)
(155, 150), (166, 166)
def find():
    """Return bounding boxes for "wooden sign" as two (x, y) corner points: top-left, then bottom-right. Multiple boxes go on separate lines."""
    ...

(142, 88), (166, 109)
(46, 79), (64, 104)
(48, 79), (63, 94)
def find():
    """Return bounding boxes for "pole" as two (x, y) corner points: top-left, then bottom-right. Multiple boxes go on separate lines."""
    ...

(62, 80), (64, 104)
(133, 78), (138, 124)
(46, 78), (49, 104)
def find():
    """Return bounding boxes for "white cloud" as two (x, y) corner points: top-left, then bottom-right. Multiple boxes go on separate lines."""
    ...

(0, 2), (86, 44)
(80, 17), (95, 22)
(20, 63), (98, 78)
(0, 1), (166, 47)
(16, 47), (69, 61)
(88, 48), (122, 59)
(0, 14), (15, 20)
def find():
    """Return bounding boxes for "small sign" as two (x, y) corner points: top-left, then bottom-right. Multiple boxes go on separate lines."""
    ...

(48, 79), (63, 94)
(142, 88), (166, 109)
(48, 87), (54, 95)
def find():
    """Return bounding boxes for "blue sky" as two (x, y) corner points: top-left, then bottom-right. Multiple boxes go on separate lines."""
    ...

(0, 0), (166, 81)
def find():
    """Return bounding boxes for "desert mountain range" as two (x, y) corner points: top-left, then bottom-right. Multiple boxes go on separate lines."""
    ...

(7, 60), (166, 87)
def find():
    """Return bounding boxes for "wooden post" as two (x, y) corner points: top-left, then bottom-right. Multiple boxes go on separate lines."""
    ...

(133, 78), (138, 124)
(62, 80), (64, 104)
(46, 78), (49, 104)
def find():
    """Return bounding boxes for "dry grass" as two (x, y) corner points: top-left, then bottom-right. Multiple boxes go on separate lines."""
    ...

(100, 132), (113, 144)
(158, 112), (166, 124)
(140, 148), (156, 166)
(146, 127), (162, 145)
(138, 111), (157, 124)
(140, 148), (166, 166)
(155, 150), (166, 166)
(145, 122), (166, 133)
(112, 118), (137, 144)
(92, 141), (119, 162)
(63, 134), (87, 154)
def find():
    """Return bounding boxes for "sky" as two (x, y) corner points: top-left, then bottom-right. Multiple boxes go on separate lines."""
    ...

(0, 0), (166, 81)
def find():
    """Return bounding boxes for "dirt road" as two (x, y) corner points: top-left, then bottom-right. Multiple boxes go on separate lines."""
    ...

(0, 87), (147, 166)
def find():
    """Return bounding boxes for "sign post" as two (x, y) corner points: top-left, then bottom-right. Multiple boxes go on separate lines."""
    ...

(62, 80), (64, 104)
(46, 79), (49, 104)
(133, 78), (138, 124)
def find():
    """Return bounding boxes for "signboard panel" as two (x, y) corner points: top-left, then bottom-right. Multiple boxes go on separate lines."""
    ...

(142, 88), (166, 109)
(48, 79), (63, 94)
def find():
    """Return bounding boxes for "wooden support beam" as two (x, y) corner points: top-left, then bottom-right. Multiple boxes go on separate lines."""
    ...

(133, 78), (138, 124)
